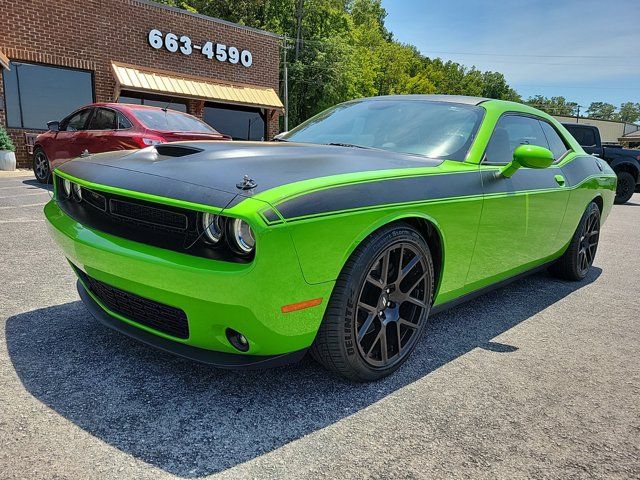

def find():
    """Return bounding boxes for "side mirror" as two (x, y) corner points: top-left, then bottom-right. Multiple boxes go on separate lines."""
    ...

(47, 121), (60, 132)
(500, 144), (554, 178)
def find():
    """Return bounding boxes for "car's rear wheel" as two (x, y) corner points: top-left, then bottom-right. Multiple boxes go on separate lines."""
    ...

(549, 202), (600, 281)
(614, 171), (636, 204)
(310, 224), (433, 382)
(33, 148), (51, 184)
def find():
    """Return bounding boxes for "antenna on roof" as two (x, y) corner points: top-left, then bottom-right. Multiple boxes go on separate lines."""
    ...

(162, 96), (176, 112)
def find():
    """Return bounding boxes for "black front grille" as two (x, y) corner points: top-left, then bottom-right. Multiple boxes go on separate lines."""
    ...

(55, 176), (248, 263)
(109, 198), (188, 230)
(75, 266), (189, 339)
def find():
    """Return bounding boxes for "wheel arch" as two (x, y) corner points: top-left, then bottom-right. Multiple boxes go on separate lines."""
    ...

(610, 159), (639, 182)
(340, 212), (445, 300)
(32, 143), (46, 156)
(591, 194), (604, 214)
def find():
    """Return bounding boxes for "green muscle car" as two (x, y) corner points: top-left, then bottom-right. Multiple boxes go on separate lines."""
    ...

(45, 95), (616, 381)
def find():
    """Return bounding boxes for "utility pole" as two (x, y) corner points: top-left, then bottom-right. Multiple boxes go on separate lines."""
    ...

(283, 35), (289, 132)
(576, 105), (580, 123)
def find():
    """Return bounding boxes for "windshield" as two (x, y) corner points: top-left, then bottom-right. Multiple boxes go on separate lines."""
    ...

(131, 109), (218, 134)
(282, 100), (484, 160)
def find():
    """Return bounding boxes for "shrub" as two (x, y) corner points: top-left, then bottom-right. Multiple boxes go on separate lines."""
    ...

(0, 125), (15, 152)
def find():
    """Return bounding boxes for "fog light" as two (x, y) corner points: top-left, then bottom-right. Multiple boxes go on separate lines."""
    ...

(226, 328), (249, 352)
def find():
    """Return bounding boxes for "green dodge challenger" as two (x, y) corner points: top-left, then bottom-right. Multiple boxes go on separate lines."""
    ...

(45, 95), (616, 381)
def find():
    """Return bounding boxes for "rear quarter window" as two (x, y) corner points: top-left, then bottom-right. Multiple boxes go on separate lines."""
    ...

(540, 121), (570, 160)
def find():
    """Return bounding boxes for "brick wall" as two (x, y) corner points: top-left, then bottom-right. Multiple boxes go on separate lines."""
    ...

(0, 0), (282, 168)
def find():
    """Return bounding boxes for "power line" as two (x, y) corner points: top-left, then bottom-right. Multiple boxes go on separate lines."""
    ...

(417, 50), (637, 60)
(514, 83), (640, 91)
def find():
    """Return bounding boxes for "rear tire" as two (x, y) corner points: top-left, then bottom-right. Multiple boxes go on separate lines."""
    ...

(33, 148), (52, 184)
(549, 202), (600, 281)
(310, 224), (433, 382)
(614, 171), (635, 204)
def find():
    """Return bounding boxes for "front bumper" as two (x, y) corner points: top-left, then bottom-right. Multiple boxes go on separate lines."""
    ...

(77, 280), (308, 368)
(45, 200), (333, 360)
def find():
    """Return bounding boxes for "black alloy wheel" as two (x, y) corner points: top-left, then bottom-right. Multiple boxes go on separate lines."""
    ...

(576, 206), (600, 277)
(355, 242), (429, 368)
(310, 224), (434, 381)
(549, 202), (600, 281)
(33, 148), (51, 184)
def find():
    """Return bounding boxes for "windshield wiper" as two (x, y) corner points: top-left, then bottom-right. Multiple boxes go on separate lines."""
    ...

(326, 142), (370, 149)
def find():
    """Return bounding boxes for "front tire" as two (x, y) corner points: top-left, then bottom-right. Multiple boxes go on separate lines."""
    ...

(33, 148), (51, 184)
(310, 224), (433, 382)
(549, 202), (600, 281)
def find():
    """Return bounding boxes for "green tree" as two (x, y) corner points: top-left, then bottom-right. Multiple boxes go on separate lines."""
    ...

(155, 0), (526, 127)
(586, 102), (617, 120)
(525, 95), (579, 116)
(480, 71), (521, 102)
(615, 102), (640, 123)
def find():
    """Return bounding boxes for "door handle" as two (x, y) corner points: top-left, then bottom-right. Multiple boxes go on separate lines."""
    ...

(554, 174), (566, 186)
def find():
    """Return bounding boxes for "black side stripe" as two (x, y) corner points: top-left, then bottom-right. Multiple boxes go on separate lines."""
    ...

(275, 156), (607, 221)
(481, 167), (559, 194)
(277, 172), (483, 220)
(561, 156), (604, 187)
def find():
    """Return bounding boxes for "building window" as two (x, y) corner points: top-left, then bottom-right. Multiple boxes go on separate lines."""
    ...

(2, 62), (94, 130)
(118, 92), (187, 112)
(204, 103), (265, 141)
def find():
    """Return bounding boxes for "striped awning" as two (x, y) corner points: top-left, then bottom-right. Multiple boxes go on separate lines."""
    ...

(0, 51), (9, 70)
(111, 62), (283, 111)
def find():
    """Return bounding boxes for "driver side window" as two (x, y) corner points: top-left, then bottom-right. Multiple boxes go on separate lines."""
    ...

(484, 115), (548, 165)
(60, 108), (92, 132)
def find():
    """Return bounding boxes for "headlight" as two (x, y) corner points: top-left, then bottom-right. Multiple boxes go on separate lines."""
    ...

(228, 218), (255, 255)
(72, 182), (82, 201)
(62, 178), (72, 197)
(201, 212), (224, 244)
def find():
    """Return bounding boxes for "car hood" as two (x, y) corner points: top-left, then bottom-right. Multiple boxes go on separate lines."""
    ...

(55, 141), (442, 209)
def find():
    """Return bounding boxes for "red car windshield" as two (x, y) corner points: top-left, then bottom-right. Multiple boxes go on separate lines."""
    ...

(131, 109), (218, 134)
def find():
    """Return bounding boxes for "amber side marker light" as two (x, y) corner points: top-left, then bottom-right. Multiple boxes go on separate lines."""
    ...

(281, 298), (323, 314)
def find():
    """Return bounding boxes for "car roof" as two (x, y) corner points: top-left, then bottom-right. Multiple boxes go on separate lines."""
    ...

(354, 94), (489, 106)
(89, 102), (188, 112)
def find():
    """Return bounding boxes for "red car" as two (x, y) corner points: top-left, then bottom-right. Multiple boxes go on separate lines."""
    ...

(33, 103), (230, 183)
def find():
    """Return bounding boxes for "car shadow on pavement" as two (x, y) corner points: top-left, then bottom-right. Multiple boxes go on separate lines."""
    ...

(21, 178), (53, 191)
(5, 268), (601, 478)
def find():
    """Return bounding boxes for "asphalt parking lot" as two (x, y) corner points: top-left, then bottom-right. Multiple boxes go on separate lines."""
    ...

(0, 170), (638, 479)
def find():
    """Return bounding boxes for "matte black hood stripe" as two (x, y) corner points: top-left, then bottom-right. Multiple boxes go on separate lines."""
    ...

(275, 156), (606, 221)
(56, 141), (443, 209)
(58, 160), (243, 208)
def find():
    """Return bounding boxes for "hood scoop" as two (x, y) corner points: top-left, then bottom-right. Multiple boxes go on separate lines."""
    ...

(155, 145), (204, 157)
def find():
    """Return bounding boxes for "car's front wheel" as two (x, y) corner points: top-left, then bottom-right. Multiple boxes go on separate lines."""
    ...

(549, 201), (600, 281)
(33, 148), (51, 184)
(614, 171), (636, 204)
(310, 224), (433, 382)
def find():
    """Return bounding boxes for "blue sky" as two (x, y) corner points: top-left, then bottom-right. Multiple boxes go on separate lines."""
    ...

(382, 0), (640, 109)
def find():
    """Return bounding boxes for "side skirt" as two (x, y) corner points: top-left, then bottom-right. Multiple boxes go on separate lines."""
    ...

(430, 260), (555, 315)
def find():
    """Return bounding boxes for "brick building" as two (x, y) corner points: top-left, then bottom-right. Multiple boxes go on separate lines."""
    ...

(0, 0), (283, 168)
